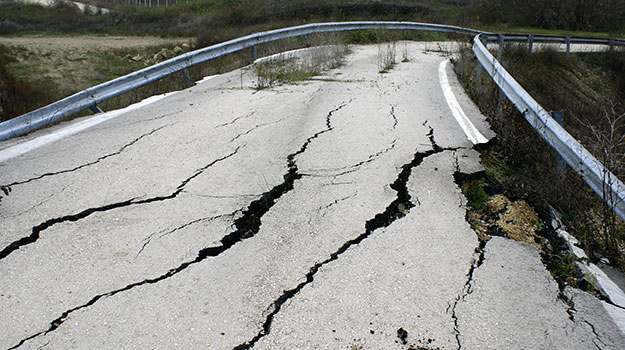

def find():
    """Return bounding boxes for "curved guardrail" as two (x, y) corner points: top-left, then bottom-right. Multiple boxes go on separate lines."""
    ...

(0, 21), (480, 142)
(0, 20), (624, 219)
(472, 34), (625, 220)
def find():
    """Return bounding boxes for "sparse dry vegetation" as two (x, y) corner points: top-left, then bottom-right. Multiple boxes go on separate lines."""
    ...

(377, 41), (397, 73)
(253, 41), (349, 89)
(455, 43), (625, 270)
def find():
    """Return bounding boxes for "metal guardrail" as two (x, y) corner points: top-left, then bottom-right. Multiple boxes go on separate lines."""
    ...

(0, 21), (481, 142)
(472, 34), (625, 220)
(482, 33), (625, 46)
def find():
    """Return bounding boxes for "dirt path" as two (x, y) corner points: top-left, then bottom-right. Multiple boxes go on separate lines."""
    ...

(1, 35), (192, 53)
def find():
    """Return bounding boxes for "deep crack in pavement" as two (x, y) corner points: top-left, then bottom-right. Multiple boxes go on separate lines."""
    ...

(5, 101), (349, 349)
(0, 146), (241, 261)
(233, 127), (446, 350)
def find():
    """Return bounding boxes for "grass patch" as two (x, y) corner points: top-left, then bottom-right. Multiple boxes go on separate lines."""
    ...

(466, 183), (490, 211)
(88, 52), (145, 83)
(5, 62), (44, 79)
(253, 37), (349, 89)
(485, 161), (511, 182)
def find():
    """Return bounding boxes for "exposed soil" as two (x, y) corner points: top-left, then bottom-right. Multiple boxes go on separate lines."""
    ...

(2, 35), (190, 52)
(0, 35), (193, 117)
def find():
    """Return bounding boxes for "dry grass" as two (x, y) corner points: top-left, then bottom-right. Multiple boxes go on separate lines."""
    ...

(454, 42), (625, 269)
(253, 39), (349, 89)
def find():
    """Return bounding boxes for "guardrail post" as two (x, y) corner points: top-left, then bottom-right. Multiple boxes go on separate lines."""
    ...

(551, 110), (566, 179)
(182, 68), (193, 88)
(497, 34), (504, 60)
(609, 38), (615, 51)
(528, 35), (534, 53)
(566, 36), (571, 57)
(90, 104), (104, 114)
(251, 45), (258, 61)
(476, 62), (483, 80)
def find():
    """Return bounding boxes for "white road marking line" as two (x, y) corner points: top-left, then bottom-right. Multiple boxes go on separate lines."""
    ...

(0, 92), (177, 163)
(438, 59), (489, 145)
(197, 75), (219, 84)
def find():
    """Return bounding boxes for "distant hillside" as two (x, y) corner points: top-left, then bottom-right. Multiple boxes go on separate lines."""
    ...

(1, 1), (623, 44)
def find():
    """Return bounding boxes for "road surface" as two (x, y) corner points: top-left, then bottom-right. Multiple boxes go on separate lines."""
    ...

(1, 42), (623, 349)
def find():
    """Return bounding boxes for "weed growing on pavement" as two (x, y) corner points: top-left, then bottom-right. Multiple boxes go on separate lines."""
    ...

(253, 39), (349, 89)
(377, 41), (396, 73)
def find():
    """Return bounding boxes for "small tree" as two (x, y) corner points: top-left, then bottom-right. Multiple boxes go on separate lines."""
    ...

(582, 104), (625, 263)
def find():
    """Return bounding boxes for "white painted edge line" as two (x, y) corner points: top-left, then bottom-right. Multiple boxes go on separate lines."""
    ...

(602, 301), (625, 333)
(556, 228), (625, 308)
(197, 74), (219, 84)
(438, 59), (489, 145)
(253, 47), (310, 64)
(554, 225), (625, 334)
(0, 91), (178, 163)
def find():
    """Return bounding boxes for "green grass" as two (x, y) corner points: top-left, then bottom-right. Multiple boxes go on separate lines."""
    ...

(466, 184), (490, 211)
(486, 161), (511, 182)
(88, 52), (145, 83)
(5, 62), (43, 80)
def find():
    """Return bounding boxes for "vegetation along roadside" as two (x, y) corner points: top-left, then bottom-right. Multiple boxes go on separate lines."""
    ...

(454, 42), (625, 288)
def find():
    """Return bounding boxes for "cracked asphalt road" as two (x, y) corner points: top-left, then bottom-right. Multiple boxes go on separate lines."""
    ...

(1, 42), (623, 349)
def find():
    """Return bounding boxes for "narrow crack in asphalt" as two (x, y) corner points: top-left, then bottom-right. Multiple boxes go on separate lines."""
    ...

(6, 101), (349, 349)
(3, 125), (170, 188)
(216, 111), (256, 128)
(583, 320), (607, 350)
(317, 193), (358, 215)
(448, 241), (486, 350)
(136, 212), (240, 258)
(313, 138), (398, 178)
(233, 128), (445, 350)
(230, 115), (293, 143)
(1, 186), (68, 219)
(390, 104), (398, 130)
(0, 147), (241, 262)
(448, 151), (488, 350)
(305, 104), (399, 177)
